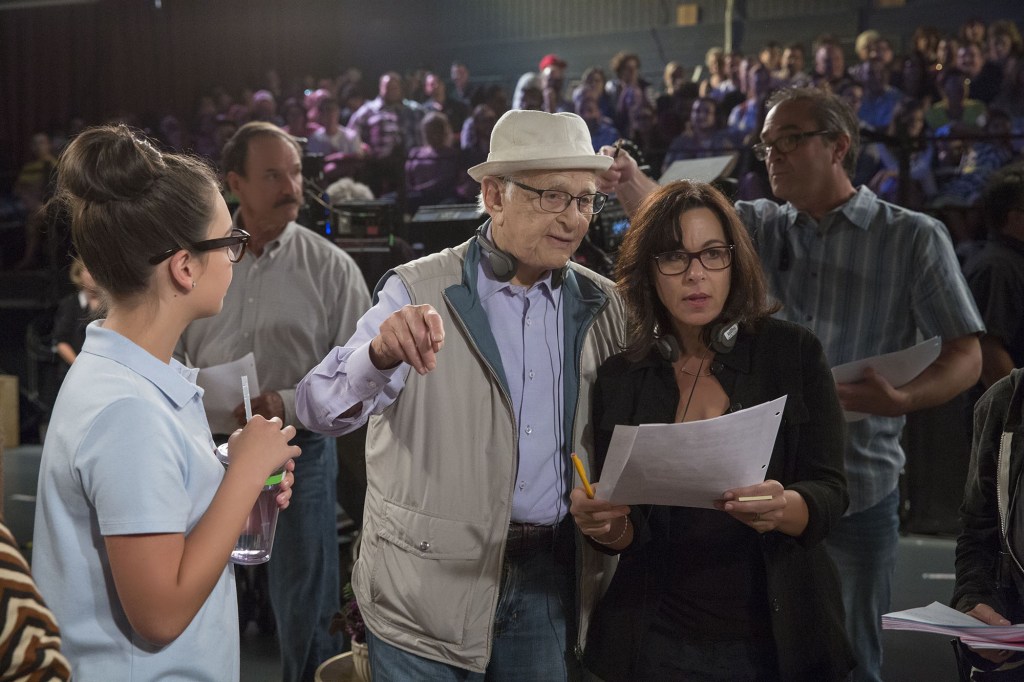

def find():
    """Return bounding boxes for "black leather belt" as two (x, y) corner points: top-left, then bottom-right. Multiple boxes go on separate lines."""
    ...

(505, 522), (557, 556)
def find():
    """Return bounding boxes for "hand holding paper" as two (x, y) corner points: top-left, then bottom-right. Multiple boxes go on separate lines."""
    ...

(195, 353), (260, 434)
(831, 337), (940, 422)
(596, 397), (786, 508)
(719, 479), (787, 532)
(883, 601), (1024, 652)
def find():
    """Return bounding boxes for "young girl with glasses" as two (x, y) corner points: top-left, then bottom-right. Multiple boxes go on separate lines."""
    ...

(32, 125), (298, 680)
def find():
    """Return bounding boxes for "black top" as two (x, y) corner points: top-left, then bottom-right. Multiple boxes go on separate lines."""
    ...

(583, 317), (855, 682)
(963, 236), (1024, 369)
(953, 369), (1024, 671)
(52, 293), (91, 359)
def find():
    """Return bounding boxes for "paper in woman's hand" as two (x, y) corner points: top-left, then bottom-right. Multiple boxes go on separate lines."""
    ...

(830, 337), (941, 422)
(595, 396), (787, 508)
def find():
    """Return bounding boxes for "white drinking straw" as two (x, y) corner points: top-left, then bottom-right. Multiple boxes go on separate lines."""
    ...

(241, 376), (253, 422)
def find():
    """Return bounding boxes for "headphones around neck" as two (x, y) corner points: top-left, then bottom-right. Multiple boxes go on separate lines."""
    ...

(654, 320), (739, 363)
(476, 222), (518, 282)
(476, 221), (568, 286)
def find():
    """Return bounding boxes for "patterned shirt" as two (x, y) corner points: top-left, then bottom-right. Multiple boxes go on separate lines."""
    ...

(347, 97), (423, 159)
(0, 523), (71, 680)
(736, 186), (984, 512)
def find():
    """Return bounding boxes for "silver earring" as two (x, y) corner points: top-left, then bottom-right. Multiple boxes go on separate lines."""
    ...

(191, 281), (196, 289)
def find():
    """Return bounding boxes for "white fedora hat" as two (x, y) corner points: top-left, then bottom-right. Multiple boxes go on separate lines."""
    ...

(467, 110), (613, 181)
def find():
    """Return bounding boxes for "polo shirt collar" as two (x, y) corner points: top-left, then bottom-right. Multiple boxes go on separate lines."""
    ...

(83, 321), (202, 408)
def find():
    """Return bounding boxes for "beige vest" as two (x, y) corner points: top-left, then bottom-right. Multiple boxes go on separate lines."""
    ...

(353, 241), (625, 671)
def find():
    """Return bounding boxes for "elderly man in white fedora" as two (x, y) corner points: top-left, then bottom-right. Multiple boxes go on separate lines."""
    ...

(297, 109), (625, 680)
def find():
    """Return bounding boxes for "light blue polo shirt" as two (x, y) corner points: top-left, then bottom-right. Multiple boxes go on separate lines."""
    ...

(33, 321), (238, 681)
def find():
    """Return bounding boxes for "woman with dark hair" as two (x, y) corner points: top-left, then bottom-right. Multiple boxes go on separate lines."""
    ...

(32, 125), (299, 680)
(570, 181), (853, 681)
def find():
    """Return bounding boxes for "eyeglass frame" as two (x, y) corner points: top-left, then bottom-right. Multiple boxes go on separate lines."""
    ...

(653, 245), (735, 276)
(148, 227), (251, 265)
(751, 129), (832, 162)
(507, 179), (609, 215)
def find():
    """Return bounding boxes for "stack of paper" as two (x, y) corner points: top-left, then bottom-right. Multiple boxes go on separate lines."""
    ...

(883, 602), (1024, 651)
(596, 396), (786, 508)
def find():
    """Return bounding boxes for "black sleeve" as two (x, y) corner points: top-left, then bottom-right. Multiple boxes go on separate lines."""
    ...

(953, 376), (1018, 617)
(780, 326), (850, 548)
(51, 295), (80, 347)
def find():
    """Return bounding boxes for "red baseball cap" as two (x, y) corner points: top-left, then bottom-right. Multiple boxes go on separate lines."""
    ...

(539, 54), (567, 71)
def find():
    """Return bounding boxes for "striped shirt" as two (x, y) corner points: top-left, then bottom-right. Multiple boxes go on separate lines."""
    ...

(736, 186), (984, 513)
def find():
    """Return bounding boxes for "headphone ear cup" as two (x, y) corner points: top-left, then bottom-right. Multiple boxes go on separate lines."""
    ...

(710, 321), (739, 355)
(655, 335), (680, 363)
(476, 224), (518, 282)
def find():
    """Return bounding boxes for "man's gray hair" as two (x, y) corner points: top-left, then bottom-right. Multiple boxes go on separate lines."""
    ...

(766, 87), (861, 178)
(476, 176), (519, 214)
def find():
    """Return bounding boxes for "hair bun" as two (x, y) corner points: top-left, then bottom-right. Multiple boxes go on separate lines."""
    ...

(58, 125), (167, 204)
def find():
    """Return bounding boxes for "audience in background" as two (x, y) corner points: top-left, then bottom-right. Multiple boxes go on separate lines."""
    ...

(573, 66), (616, 122)
(662, 97), (735, 174)
(774, 42), (807, 83)
(6, 15), (1020, 243)
(854, 59), (904, 131)
(607, 50), (653, 136)
(512, 71), (544, 111)
(864, 98), (937, 208)
(404, 111), (465, 210)
(811, 35), (851, 91)
(698, 46), (727, 97)
(926, 67), (987, 131)
(539, 53), (572, 113)
(422, 71), (469, 136)
(577, 93), (620, 151)
(347, 71), (423, 195)
(282, 97), (322, 140)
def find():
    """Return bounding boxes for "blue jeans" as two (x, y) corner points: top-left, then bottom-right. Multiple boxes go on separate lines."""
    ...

(267, 431), (342, 681)
(367, 545), (577, 681)
(825, 486), (900, 682)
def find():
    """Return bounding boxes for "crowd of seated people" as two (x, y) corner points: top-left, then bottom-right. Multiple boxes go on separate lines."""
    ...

(2, 15), (1023, 275)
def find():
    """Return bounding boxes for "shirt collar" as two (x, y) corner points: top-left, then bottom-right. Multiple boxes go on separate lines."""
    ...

(232, 209), (296, 260)
(788, 185), (879, 232)
(83, 321), (202, 408)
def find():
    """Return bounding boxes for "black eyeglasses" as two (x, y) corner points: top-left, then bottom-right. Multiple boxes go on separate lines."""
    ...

(509, 180), (608, 215)
(751, 130), (831, 161)
(148, 228), (250, 265)
(653, 245), (734, 275)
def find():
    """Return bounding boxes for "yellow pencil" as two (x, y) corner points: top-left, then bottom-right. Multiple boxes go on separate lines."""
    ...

(737, 495), (773, 502)
(571, 453), (595, 499)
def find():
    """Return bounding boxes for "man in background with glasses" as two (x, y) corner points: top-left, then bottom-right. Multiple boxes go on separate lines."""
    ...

(176, 122), (371, 682)
(297, 110), (625, 680)
(600, 86), (983, 682)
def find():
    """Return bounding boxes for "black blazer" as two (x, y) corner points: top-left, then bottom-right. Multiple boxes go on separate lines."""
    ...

(583, 317), (856, 682)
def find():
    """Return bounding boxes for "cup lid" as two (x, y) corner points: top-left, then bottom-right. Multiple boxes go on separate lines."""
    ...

(216, 443), (284, 486)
